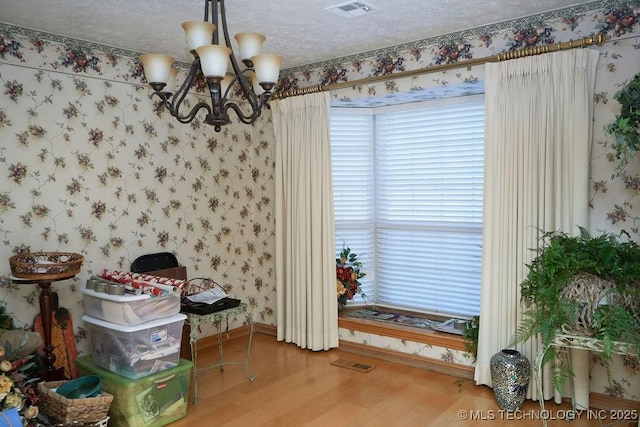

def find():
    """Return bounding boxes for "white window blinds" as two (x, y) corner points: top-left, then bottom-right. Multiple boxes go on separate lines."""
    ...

(331, 110), (376, 301)
(331, 96), (484, 317)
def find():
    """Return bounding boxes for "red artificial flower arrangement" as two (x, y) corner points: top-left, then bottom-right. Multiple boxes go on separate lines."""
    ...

(336, 247), (365, 308)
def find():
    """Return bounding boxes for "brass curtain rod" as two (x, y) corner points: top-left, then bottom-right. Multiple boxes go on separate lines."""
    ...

(273, 33), (611, 100)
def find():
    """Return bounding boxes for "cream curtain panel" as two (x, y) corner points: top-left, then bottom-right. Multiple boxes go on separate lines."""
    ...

(475, 49), (599, 402)
(272, 91), (339, 351)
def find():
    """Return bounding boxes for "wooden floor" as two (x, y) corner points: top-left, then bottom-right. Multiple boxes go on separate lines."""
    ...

(170, 333), (635, 427)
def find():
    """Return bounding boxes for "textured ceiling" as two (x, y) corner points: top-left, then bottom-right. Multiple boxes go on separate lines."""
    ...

(0, 0), (596, 69)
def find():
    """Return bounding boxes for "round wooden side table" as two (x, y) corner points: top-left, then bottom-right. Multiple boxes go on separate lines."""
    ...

(10, 273), (76, 381)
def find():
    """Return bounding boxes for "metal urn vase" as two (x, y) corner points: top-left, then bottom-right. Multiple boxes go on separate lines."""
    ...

(490, 349), (531, 411)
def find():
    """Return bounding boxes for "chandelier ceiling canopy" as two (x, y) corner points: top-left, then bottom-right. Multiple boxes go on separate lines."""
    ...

(140, 0), (283, 132)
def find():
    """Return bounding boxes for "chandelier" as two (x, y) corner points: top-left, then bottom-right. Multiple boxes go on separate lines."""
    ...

(140, 0), (283, 132)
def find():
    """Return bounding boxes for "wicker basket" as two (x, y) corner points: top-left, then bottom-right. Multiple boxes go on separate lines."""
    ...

(37, 380), (113, 425)
(9, 252), (83, 280)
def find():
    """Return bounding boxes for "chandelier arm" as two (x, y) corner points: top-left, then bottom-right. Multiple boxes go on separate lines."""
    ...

(217, 0), (267, 127)
(218, 0), (230, 48)
(222, 75), (242, 101)
(151, 92), (175, 113)
(224, 100), (263, 125)
(224, 91), (275, 125)
(210, 0), (219, 44)
(203, 0), (210, 22)
(218, 0), (257, 106)
(234, 66), (261, 107)
(172, 101), (213, 124)
(152, 91), (211, 124)
(168, 60), (202, 113)
(163, 59), (213, 123)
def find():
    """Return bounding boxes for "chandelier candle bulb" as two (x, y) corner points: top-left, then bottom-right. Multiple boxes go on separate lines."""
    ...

(196, 45), (232, 78)
(139, 54), (174, 87)
(182, 21), (217, 51)
(252, 54), (284, 86)
(234, 32), (266, 63)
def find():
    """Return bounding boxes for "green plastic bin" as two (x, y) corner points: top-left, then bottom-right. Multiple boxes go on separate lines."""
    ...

(76, 355), (192, 427)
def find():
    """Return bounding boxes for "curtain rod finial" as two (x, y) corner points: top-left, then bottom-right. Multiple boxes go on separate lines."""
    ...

(593, 33), (611, 46)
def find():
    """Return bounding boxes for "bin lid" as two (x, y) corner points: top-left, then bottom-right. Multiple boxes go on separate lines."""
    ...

(75, 355), (193, 386)
(81, 287), (152, 301)
(82, 313), (186, 332)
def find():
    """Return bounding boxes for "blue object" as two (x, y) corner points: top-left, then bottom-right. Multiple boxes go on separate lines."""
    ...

(56, 375), (102, 399)
(0, 407), (22, 427)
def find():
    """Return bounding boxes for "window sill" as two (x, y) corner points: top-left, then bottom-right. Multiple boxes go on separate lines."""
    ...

(338, 306), (467, 352)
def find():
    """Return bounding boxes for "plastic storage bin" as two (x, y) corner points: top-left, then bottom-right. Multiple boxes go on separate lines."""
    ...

(76, 355), (192, 427)
(83, 313), (186, 379)
(81, 287), (180, 325)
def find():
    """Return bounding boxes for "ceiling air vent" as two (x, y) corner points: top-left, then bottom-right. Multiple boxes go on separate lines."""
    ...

(326, 1), (379, 18)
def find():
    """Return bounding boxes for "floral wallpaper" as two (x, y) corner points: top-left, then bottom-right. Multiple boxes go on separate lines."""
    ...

(0, 26), (276, 351)
(0, 0), (639, 401)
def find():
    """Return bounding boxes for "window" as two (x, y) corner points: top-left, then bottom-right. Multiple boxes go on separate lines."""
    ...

(331, 95), (484, 317)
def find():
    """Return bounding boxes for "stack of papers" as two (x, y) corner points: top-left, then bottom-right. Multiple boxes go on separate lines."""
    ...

(186, 287), (228, 305)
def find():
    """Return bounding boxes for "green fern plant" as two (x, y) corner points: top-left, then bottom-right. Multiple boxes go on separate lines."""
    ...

(514, 226), (640, 390)
(463, 315), (480, 361)
(606, 71), (640, 174)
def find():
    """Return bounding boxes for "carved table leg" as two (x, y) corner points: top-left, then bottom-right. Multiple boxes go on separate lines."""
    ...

(36, 281), (65, 380)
